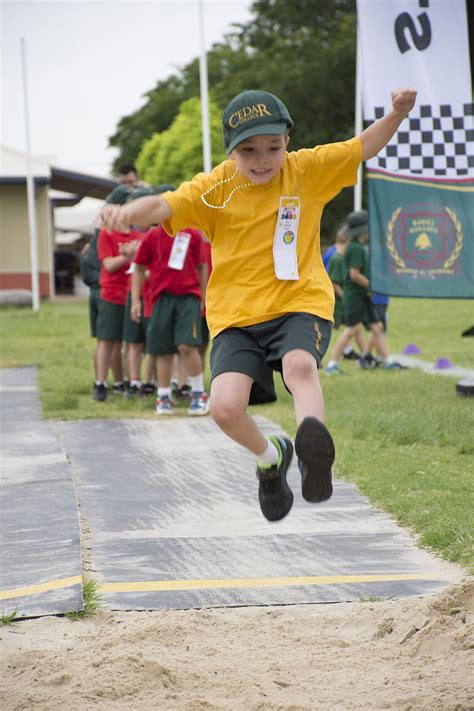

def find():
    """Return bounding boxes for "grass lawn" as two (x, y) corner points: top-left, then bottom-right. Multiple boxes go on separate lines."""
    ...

(1, 297), (473, 570)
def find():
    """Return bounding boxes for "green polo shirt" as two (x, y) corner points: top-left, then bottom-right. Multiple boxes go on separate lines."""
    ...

(327, 252), (346, 326)
(343, 239), (369, 305)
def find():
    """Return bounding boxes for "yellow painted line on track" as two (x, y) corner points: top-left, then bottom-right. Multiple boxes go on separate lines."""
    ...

(0, 575), (82, 601)
(100, 573), (437, 594)
(0, 573), (443, 601)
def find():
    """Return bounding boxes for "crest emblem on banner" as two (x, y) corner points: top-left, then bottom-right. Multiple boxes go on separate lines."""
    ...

(387, 203), (463, 277)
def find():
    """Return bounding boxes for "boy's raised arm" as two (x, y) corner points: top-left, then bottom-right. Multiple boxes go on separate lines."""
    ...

(100, 195), (172, 233)
(360, 88), (417, 161)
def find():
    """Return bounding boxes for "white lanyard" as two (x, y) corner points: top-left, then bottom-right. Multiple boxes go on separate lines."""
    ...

(273, 197), (300, 280)
(168, 232), (191, 271)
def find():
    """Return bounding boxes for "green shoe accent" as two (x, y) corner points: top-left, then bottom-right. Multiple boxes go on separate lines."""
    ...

(256, 435), (283, 469)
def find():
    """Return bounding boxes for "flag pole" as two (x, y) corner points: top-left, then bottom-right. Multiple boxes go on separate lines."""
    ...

(354, 21), (363, 211)
(198, 0), (212, 173)
(20, 37), (40, 311)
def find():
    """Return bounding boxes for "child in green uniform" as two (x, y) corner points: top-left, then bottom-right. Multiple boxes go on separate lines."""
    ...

(101, 87), (417, 521)
(327, 226), (349, 330)
(325, 210), (397, 373)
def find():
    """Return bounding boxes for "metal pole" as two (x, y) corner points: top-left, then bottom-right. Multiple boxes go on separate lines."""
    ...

(198, 0), (212, 173)
(20, 37), (40, 311)
(354, 23), (363, 211)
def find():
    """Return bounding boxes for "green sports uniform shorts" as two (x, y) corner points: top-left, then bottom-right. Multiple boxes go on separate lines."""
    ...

(201, 316), (210, 345)
(96, 298), (125, 341)
(145, 292), (202, 356)
(344, 297), (382, 328)
(210, 312), (332, 405)
(89, 286), (101, 338)
(122, 293), (146, 344)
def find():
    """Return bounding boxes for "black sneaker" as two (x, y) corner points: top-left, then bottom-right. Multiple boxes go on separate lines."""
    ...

(343, 349), (360, 361)
(111, 382), (126, 395)
(295, 417), (334, 503)
(175, 384), (192, 401)
(140, 382), (156, 396)
(92, 383), (107, 402)
(124, 383), (141, 399)
(256, 436), (294, 521)
(358, 353), (377, 370)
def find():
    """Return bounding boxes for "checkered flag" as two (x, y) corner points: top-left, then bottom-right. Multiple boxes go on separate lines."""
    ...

(365, 102), (474, 178)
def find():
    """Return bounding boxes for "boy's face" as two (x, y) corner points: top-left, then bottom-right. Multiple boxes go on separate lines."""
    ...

(229, 133), (289, 185)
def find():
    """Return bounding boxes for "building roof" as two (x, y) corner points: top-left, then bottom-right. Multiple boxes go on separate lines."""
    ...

(0, 144), (118, 200)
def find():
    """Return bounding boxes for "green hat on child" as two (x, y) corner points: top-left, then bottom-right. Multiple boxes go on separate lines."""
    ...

(223, 90), (294, 154)
(105, 185), (133, 205)
(346, 210), (369, 238)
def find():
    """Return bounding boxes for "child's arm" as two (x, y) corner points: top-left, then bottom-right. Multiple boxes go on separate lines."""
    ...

(197, 261), (208, 311)
(360, 88), (417, 161)
(131, 264), (146, 322)
(102, 254), (129, 273)
(332, 281), (343, 299)
(101, 196), (172, 233)
(349, 267), (370, 290)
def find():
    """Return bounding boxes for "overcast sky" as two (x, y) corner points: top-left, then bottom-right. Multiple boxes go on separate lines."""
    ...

(1, 0), (252, 176)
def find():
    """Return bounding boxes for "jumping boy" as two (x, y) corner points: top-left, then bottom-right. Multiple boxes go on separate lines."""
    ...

(101, 87), (417, 521)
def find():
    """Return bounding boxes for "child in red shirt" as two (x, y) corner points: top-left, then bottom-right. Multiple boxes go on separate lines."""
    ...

(94, 228), (140, 401)
(132, 225), (208, 415)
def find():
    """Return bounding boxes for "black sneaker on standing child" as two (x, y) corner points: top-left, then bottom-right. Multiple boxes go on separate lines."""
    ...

(256, 435), (294, 521)
(111, 382), (126, 395)
(140, 382), (156, 396)
(92, 382), (107, 402)
(295, 417), (334, 502)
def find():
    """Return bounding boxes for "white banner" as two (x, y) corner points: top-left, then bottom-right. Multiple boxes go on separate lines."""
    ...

(356, 0), (473, 179)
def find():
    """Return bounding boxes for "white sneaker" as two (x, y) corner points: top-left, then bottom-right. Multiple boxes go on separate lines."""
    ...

(324, 363), (342, 375)
(155, 396), (174, 415)
(187, 391), (210, 416)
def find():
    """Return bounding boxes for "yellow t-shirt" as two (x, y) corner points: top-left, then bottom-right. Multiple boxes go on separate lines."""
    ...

(162, 136), (362, 338)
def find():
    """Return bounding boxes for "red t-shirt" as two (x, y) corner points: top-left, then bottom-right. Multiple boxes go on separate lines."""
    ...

(134, 226), (203, 313)
(200, 238), (212, 316)
(98, 229), (141, 305)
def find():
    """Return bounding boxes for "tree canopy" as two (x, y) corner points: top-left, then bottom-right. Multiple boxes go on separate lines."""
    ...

(108, 0), (357, 241)
(136, 97), (226, 186)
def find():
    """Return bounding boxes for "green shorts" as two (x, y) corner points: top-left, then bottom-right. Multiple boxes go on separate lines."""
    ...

(210, 313), (332, 405)
(96, 298), (125, 342)
(201, 316), (210, 345)
(344, 298), (382, 328)
(89, 286), (100, 338)
(122, 293), (146, 344)
(146, 292), (202, 356)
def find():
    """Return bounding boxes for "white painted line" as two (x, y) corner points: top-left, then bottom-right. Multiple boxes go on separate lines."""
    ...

(394, 354), (474, 379)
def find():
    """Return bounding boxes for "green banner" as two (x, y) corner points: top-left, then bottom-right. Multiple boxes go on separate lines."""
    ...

(368, 171), (474, 298)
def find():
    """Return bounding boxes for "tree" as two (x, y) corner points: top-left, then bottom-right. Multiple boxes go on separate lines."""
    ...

(136, 97), (226, 186)
(109, 0), (358, 241)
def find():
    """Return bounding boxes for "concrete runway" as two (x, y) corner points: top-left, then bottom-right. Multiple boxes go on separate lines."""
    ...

(0, 367), (461, 617)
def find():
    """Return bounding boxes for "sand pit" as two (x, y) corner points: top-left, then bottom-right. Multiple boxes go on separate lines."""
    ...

(1, 580), (472, 710)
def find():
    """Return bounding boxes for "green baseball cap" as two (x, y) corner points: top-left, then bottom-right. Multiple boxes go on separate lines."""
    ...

(223, 90), (294, 154)
(153, 184), (176, 194)
(105, 185), (133, 205)
(346, 210), (369, 238)
(126, 186), (155, 202)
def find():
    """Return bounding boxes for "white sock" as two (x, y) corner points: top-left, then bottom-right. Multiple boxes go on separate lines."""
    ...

(256, 438), (280, 468)
(130, 379), (141, 387)
(189, 374), (204, 393)
(95, 381), (106, 387)
(158, 387), (172, 399)
(343, 346), (352, 355)
(327, 360), (338, 368)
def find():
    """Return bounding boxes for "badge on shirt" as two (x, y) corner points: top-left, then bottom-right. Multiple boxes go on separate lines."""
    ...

(168, 232), (191, 271)
(273, 197), (300, 280)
